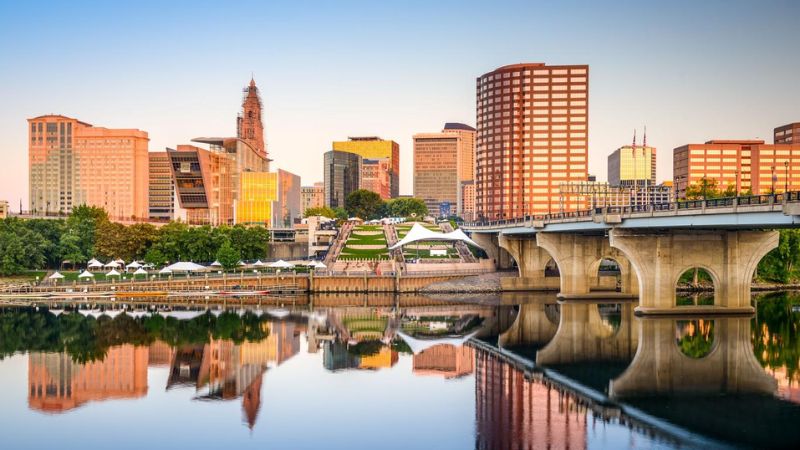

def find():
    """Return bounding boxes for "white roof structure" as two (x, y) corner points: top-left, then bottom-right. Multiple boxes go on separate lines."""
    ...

(114, 258), (125, 265)
(104, 261), (120, 269)
(266, 308), (290, 318)
(396, 329), (480, 354)
(164, 261), (206, 272)
(78, 270), (94, 278)
(126, 261), (142, 269)
(209, 260), (223, 267)
(88, 260), (103, 269)
(388, 223), (482, 250)
(49, 272), (65, 279)
(159, 310), (206, 320)
(312, 261), (327, 269)
(238, 260), (246, 266)
(133, 267), (148, 275)
(106, 269), (121, 277)
(87, 258), (101, 265)
(268, 259), (294, 269)
(159, 267), (173, 275)
(252, 260), (266, 267)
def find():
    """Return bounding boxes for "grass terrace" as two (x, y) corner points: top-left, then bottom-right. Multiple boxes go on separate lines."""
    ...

(338, 224), (390, 260)
(395, 222), (441, 239)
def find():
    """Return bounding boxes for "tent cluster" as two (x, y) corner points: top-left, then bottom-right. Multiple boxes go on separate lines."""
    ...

(388, 223), (482, 250)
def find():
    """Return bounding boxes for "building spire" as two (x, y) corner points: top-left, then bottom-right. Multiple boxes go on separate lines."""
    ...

(643, 125), (647, 148)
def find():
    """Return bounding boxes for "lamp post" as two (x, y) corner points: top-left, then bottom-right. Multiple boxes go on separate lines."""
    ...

(785, 161), (789, 193)
(771, 165), (776, 194)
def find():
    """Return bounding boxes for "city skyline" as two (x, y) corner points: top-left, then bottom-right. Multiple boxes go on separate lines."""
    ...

(1, 1), (799, 208)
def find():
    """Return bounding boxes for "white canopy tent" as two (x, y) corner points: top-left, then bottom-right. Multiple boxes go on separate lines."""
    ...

(49, 272), (65, 280)
(78, 270), (94, 279)
(158, 267), (173, 275)
(104, 261), (121, 269)
(388, 223), (483, 250)
(87, 258), (101, 266)
(268, 260), (294, 269)
(396, 329), (481, 355)
(106, 269), (121, 277)
(209, 260), (223, 267)
(164, 261), (206, 272)
(252, 260), (267, 268)
(133, 267), (148, 276)
(126, 261), (142, 270)
(312, 261), (327, 269)
(114, 258), (125, 265)
(88, 260), (103, 269)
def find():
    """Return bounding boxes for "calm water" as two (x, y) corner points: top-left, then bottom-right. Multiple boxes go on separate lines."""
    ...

(0, 292), (799, 449)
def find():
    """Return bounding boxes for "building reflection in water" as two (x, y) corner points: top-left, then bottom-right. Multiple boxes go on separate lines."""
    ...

(475, 348), (586, 450)
(28, 344), (149, 413)
(413, 345), (474, 379)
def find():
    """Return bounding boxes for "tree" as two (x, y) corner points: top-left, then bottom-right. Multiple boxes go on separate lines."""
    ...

(304, 206), (336, 219)
(684, 178), (739, 200)
(758, 229), (800, 283)
(345, 189), (385, 220)
(65, 205), (109, 260)
(384, 197), (428, 218)
(216, 240), (241, 270)
(144, 248), (168, 267)
(333, 207), (349, 220)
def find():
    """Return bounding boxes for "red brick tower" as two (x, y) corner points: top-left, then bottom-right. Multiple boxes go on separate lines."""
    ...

(237, 77), (266, 159)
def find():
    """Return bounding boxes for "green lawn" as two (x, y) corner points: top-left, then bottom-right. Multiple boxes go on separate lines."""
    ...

(340, 225), (390, 260)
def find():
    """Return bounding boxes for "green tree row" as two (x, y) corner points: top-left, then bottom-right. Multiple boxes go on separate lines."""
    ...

(0, 205), (270, 275)
(304, 190), (429, 221)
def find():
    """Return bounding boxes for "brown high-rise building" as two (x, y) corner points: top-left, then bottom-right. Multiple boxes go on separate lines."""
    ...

(775, 122), (800, 145)
(28, 115), (149, 219)
(673, 138), (800, 198)
(413, 123), (476, 217)
(237, 77), (267, 161)
(301, 182), (325, 216)
(475, 63), (589, 220)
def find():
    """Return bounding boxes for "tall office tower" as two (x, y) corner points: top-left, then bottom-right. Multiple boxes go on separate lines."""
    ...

(28, 115), (149, 219)
(673, 138), (800, 198)
(148, 152), (175, 220)
(237, 77), (268, 163)
(461, 181), (476, 221)
(332, 137), (399, 198)
(608, 145), (656, 187)
(323, 150), (361, 208)
(276, 169), (302, 227)
(413, 123), (476, 217)
(475, 63), (589, 220)
(775, 122), (800, 144)
(301, 182), (324, 215)
(169, 144), (237, 225)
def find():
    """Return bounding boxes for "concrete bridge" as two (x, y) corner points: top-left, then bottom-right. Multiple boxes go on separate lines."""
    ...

(464, 192), (800, 315)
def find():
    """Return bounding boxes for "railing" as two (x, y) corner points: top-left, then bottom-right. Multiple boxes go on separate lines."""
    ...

(463, 190), (800, 229)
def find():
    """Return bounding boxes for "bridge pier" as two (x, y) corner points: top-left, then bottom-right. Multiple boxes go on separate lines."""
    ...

(498, 235), (559, 290)
(470, 232), (514, 269)
(609, 229), (778, 315)
(609, 316), (776, 398)
(535, 233), (639, 299)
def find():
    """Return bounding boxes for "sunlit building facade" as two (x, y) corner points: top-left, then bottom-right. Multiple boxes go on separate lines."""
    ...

(301, 182), (324, 216)
(413, 123), (476, 217)
(673, 139), (800, 198)
(236, 171), (278, 226)
(28, 114), (149, 219)
(608, 145), (656, 188)
(277, 169), (302, 227)
(461, 181), (476, 221)
(775, 122), (800, 145)
(413, 344), (474, 378)
(332, 137), (399, 198)
(360, 158), (391, 200)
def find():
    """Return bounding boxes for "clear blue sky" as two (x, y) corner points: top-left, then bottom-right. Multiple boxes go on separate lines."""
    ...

(1, 0), (798, 206)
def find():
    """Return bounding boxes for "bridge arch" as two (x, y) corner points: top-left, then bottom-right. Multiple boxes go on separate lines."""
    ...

(674, 319), (718, 359)
(674, 265), (719, 307)
(587, 255), (639, 295)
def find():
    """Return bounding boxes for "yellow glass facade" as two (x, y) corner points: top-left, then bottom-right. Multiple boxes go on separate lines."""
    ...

(236, 172), (277, 225)
(332, 137), (400, 198)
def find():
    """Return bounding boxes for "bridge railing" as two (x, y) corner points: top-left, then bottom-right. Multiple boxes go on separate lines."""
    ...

(463, 190), (800, 228)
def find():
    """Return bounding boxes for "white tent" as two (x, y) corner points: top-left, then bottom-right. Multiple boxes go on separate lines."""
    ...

(268, 259), (294, 269)
(209, 260), (223, 267)
(133, 267), (148, 276)
(106, 269), (121, 277)
(104, 261), (120, 269)
(78, 270), (94, 279)
(87, 258), (101, 266)
(88, 260), (103, 269)
(159, 267), (173, 275)
(396, 330), (480, 354)
(312, 261), (327, 269)
(49, 271), (65, 280)
(266, 308), (290, 318)
(164, 261), (206, 272)
(126, 261), (142, 270)
(237, 260), (246, 266)
(114, 258), (125, 265)
(388, 223), (482, 250)
(252, 260), (266, 267)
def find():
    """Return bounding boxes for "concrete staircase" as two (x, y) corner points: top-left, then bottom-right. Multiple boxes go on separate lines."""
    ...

(439, 222), (477, 263)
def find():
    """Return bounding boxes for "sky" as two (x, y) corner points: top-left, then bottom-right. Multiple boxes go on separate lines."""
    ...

(1, 0), (798, 208)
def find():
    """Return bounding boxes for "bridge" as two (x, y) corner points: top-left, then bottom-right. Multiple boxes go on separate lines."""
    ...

(463, 192), (800, 315)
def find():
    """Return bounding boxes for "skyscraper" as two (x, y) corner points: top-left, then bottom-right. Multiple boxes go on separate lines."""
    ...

(332, 137), (399, 199)
(237, 77), (267, 162)
(413, 123), (476, 217)
(775, 122), (800, 145)
(475, 63), (589, 220)
(28, 115), (149, 218)
(301, 182), (325, 216)
(323, 150), (361, 208)
(608, 145), (656, 187)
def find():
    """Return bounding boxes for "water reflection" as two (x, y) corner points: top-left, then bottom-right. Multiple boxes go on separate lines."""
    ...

(2, 292), (800, 449)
